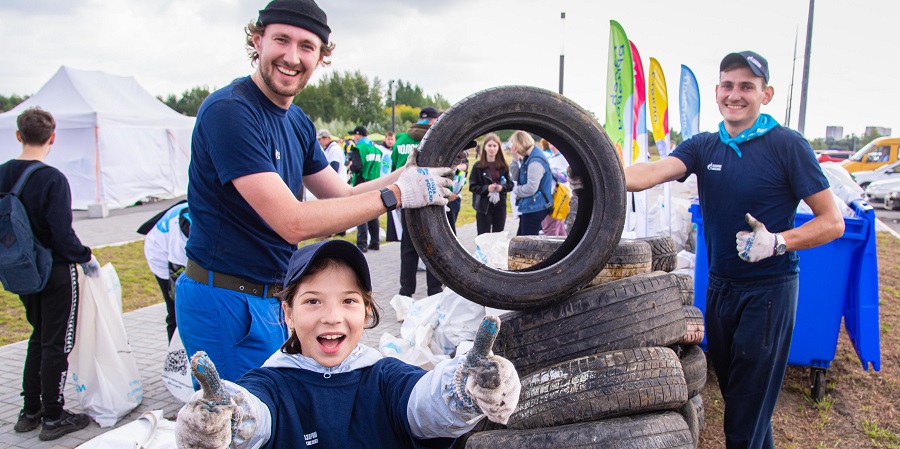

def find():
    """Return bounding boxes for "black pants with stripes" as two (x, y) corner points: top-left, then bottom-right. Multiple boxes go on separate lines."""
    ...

(19, 263), (80, 419)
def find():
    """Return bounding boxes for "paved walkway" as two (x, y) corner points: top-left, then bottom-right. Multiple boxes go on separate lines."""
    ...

(0, 198), (494, 448)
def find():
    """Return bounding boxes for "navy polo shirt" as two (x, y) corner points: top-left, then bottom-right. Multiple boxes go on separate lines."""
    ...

(186, 77), (329, 284)
(239, 357), (455, 449)
(670, 126), (829, 279)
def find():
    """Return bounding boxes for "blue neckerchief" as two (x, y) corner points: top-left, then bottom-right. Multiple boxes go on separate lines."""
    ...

(718, 114), (779, 157)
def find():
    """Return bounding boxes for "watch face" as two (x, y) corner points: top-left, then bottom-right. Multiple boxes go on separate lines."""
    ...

(380, 188), (397, 210)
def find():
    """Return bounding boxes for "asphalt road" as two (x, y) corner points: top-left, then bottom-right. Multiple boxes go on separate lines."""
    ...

(875, 205), (900, 235)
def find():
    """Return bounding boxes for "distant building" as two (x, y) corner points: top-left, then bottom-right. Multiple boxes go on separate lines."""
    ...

(825, 126), (844, 140)
(865, 126), (892, 137)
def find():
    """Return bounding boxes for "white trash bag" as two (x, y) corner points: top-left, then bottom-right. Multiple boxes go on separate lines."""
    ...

(473, 231), (511, 270)
(69, 263), (143, 427)
(160, 328), (194, 403)
(76, 410), (175, 449)
(430, 289), (486, 356)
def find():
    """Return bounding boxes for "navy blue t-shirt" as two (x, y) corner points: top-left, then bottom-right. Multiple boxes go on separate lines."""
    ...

(239, 357), (455, 449)
(670, 126), (829, 279)
(186, 76), (329, 284)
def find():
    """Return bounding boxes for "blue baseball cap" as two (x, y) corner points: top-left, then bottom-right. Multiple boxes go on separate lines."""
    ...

(720, 51), (769, 83)
(283, 240), (372, 291)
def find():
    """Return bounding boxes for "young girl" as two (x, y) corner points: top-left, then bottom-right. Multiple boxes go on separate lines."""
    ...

(469, 133), (515, 235)
(176, 240), (519, 449)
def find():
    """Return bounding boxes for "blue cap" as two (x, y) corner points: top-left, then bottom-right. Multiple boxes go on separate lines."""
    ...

(720, 51), (769, 83)
(283, 240), (371, 291)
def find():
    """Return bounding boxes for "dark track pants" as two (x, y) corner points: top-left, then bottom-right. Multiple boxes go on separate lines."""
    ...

(19, 263), (80, 418)
(399, 211), (442, 297)
(356, 217), (380, 248)
(154, 275), (177, 343)
(706, 273), (799, 449)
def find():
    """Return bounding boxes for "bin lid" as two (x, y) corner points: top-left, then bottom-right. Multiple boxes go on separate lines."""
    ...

(843, 199), (881, 371)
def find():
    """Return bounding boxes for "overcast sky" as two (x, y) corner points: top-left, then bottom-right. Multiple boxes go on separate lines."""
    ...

(2, 0), (897, 139)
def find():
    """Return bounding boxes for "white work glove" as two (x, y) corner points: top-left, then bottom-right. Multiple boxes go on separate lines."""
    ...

(736, 213), (776, 263)
(80, 255), (101, 278)
(176, 352), (240, 449)
(452, 317), (521, 425)
(488, 191), (500, 204)
(394, 167), (453, 209)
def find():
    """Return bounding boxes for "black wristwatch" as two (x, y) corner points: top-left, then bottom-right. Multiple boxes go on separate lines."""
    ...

(379, 187), (398, 211)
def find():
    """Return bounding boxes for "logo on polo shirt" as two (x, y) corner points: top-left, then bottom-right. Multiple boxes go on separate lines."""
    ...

(304, 430), (318, 446)
(707, 163), (722, 171)
(275, 148), (281, 160)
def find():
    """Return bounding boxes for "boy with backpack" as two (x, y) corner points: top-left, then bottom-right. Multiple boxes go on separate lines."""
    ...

(0, 107), (100, 441)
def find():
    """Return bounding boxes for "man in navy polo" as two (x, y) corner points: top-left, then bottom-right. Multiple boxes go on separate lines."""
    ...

(625, 51), (844, 448)
(177, 0), (452, 382)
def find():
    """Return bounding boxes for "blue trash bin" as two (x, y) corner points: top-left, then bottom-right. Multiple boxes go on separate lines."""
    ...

(690, 199), (881, 399)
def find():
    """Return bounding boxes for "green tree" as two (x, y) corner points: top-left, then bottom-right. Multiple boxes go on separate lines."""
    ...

(295, 71), (387, 128)
(158, 86), (211, 117)
(389, 80), (451, 110)
(0, 94), (29, 112)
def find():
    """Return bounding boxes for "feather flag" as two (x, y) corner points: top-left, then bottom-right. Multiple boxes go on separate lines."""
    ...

(630, 41), (648, 165)
(604, 20), (633, 167)
(679, 65), (700, 140)
(649, 57), (670, 157)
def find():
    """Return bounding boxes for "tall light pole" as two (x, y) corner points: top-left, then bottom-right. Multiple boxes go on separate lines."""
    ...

(797, 0), (814, 135)
(559, 12), (566, 95)
(389, 80), (396, 133)
(784, 26), (798, 128)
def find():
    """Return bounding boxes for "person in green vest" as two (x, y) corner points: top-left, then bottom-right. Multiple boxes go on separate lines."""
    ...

(348, 126), (383, 252)
(390, 107), (444, 297)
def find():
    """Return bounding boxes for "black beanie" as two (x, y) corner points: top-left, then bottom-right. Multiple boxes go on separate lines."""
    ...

(258, 0), (331, 46)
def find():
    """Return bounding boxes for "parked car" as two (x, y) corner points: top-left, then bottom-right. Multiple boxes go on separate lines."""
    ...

(864, 178), (900, 206)
(815, 149), (854, 163)
(841, 136), (900, 173)
(885, 187), (900, 210)
(851, 160), (900, 188)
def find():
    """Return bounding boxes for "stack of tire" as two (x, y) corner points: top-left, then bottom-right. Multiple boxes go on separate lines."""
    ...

(459, 236), (707, 449)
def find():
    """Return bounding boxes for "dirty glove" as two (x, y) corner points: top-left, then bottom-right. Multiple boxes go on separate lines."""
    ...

(736, 213), (776, 263)
(176, 352), (240, 449)
(395, 167), (453, 209)
(453, 317), (521, 425)
(80, 255), (101, 278)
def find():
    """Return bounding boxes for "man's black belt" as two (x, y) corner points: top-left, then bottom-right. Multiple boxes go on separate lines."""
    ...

(184, 259), (281, 298)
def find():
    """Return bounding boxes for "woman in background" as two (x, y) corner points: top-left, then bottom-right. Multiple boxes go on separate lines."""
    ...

(469, 133), (514, 235)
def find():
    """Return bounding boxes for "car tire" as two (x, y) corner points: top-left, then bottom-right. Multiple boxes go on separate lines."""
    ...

(507, 237), (652, 286)
(465, 411), (693, 449)
(678, 305), (705, 345)
(676, 344), (707, 398)
(635, 236), (678, 272)
(671, 272), (694, 306)
(508, 346), (688, 430)
(494, 272), (687, 377)
(678, 395), (705, 447)
(406, 86), (626, 310)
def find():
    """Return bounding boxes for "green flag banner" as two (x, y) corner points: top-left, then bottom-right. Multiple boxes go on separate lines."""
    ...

(604, 20), (633, 165)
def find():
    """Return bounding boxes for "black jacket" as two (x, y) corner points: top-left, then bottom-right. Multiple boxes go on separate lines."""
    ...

(468, 162), (514, 215)
(0, 160), (91, 264)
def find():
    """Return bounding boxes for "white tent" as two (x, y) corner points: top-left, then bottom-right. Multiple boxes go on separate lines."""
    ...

(0, 66), (194, 210)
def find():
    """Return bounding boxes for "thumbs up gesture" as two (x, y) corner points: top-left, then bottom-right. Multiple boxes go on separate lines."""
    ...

(736, 213), (777, 263)
(453, 316), (521, 424)
(176, 352), (239, 449)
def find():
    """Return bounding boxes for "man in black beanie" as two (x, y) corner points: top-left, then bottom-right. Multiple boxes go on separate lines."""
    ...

(177, 0), (454, 382)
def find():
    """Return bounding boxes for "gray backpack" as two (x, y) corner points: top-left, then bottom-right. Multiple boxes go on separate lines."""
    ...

(0, 162), (53, 295)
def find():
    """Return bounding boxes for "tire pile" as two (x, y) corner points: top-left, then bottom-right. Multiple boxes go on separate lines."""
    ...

(458, 235), (707, 449)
